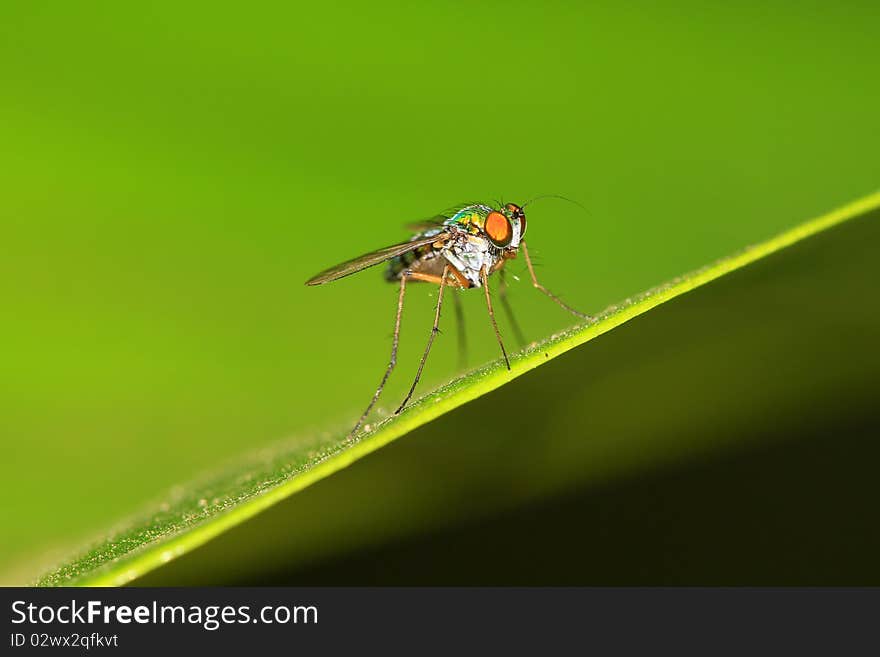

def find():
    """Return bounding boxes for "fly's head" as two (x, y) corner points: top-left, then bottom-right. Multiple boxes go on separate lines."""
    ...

(484, 203), (527, 256)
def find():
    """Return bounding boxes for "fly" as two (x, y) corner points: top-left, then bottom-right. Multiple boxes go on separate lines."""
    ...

(305, 198), (592, 440)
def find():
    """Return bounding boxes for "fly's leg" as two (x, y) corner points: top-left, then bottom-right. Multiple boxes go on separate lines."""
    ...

(498, 268), (526, 348)
(480, 266), (511, 370)
(452, 289), (468, 369)
(447, 265), (471, 289)
(521, 241), (594, 321)
(347, 274), (408, 441)
(395, 264), (450, 414)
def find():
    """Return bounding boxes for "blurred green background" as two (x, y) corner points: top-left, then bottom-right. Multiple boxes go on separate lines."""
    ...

(1, 0), (879, 581)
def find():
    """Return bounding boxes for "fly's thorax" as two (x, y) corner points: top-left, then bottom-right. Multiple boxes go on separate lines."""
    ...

(441, 229), (501, 288)
(444, 205), (493, 235)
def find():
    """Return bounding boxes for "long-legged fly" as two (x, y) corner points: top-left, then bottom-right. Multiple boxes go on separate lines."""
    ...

(306, 198), (591, 440)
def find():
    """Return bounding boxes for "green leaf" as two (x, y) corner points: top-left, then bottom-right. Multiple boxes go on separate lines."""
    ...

(36, 191), (880, 586)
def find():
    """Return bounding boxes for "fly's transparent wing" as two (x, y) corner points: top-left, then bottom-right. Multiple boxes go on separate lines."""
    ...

(305, 233), (445, 286)
(405, 217), (448, 232)
(405, 201), (486, 231)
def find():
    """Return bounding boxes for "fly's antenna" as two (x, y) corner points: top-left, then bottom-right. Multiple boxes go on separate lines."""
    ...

(521, 194), (588, 213)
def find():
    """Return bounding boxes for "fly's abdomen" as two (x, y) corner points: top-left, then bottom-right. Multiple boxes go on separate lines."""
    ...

(385, 251), (414, 281)
(385, 247), (446, 282)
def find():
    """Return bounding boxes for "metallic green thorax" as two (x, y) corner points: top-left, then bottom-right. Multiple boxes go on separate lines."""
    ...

(443, 204), (494, 234)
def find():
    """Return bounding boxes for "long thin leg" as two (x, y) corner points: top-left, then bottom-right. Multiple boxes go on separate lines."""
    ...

(480, 266), (511, 371)
(347, 275), (407, 440)
(498, 268), (526, 347)
(521, 241), (594, 320)
(395, 265), (450, 414)
(452, 288), (468, 369)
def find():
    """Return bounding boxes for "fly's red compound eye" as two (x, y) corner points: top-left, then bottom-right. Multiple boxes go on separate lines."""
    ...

(485, 211), (513, 247)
